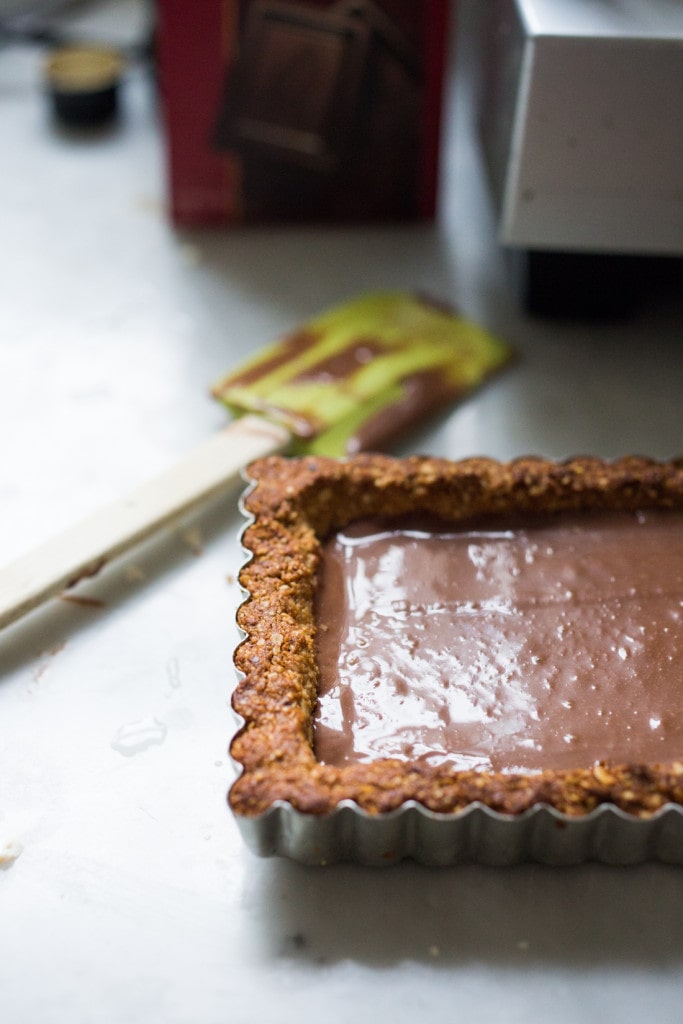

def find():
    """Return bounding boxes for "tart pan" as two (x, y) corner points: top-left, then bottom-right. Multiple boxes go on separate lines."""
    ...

(230, 455), (683, 865)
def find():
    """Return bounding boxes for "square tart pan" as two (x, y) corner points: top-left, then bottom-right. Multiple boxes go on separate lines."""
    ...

(230, 454), (683, 865)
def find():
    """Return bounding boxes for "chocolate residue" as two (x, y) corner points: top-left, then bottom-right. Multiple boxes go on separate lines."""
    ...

(32, 640), (67, 684)
(346, 370), (461, 453)
(65, 558), (107, 590)
(45, 640), (67, 657)
(213, 329), (321, 391)
(181, 527), (204, 556)
(60, 594), (106, 609)
(32, 663), (49, 684)
(292, 338), (385, 383)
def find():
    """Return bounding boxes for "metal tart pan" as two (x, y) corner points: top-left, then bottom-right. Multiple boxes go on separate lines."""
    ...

(233, 799), (683, 867)
(231, 471), (683, 866)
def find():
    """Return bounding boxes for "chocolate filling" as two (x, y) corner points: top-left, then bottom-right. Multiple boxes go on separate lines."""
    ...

(314, 510), (683, 772)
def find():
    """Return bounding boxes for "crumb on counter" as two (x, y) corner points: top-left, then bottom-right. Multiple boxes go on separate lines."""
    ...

(59, 594), (106, 609)
(181, 527), (204, 556)
(124, 564), (146, 583)
(0, 840), (23, 868)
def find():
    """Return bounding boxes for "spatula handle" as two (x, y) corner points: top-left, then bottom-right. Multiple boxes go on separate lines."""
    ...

(0, 415), (289, 631)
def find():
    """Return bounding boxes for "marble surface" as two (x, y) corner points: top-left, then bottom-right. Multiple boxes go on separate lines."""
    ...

(1, 3), (682, 1022)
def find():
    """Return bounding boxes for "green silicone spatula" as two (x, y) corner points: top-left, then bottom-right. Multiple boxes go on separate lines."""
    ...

(0, 292), (510, 630)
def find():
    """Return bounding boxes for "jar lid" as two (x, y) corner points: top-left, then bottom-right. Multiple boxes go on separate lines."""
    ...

(45, 46), (125, 126)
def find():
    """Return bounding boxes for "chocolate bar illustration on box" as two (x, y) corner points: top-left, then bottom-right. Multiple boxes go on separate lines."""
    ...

(213, 0), (424, 220)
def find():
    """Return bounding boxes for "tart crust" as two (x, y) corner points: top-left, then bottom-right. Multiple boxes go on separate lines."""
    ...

(231, 454), (683, 819)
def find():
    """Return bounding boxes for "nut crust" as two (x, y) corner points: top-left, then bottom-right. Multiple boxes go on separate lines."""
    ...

(231, 454), (683, 819)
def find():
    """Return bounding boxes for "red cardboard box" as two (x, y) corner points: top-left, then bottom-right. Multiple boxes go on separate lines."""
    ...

(158, 0), (451, 225)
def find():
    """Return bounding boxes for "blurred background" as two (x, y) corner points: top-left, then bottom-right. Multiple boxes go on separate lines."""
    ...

(1, 3), (682, 1023)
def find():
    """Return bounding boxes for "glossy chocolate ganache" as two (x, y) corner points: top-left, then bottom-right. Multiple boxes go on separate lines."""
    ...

(314, 510), (683, 772)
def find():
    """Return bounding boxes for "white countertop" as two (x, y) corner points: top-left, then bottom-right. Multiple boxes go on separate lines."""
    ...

(1, 3), (682, 1023)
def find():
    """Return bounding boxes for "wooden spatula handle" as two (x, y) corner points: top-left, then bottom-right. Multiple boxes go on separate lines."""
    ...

(0, 416), (289, 631)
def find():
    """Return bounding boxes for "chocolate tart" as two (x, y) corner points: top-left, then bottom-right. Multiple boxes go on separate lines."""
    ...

(231, 454), (683, 864)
